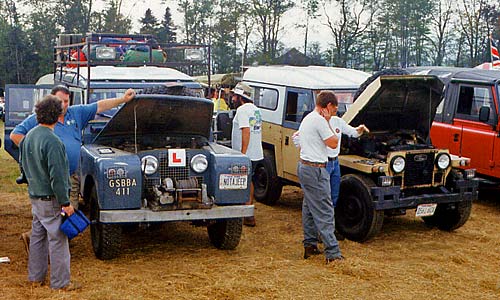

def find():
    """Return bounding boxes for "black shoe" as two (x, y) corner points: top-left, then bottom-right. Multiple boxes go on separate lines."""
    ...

(303, 245), (322, 259)
(326, 255), (345, 264)
(334, 230), (345, 241)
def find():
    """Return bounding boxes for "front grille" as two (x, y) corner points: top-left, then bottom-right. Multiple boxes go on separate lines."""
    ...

(404, 152), (435, 187)
(144, 152), (203, 189)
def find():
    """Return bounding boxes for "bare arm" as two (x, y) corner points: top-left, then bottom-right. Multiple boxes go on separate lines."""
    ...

(241, 127), (250, 154)
(10, 132), (25, 146)
(96, 89), (136, 114)
(324, 135), (339, 149)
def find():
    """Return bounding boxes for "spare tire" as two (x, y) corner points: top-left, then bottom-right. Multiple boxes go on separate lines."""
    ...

(353, 68), (409, 101)
(139, 85), (199, 97)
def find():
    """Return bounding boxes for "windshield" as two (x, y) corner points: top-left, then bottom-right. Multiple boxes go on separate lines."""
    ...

(313, 89), (357, 116)
(89, 89), (127, 118)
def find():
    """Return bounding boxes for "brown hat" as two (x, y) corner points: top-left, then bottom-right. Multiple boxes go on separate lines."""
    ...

(232, 82), (254, 101)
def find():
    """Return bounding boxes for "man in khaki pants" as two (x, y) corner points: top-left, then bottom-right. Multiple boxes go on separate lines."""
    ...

(20, 95), (80, 290)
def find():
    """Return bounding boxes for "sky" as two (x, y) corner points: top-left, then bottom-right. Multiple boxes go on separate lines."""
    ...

(92, 0), (334, 51)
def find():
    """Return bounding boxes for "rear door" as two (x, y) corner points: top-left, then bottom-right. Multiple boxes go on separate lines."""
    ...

(4, 84), (53, 161)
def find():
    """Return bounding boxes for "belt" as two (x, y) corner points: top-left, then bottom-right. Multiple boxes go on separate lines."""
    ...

(300, 159), (326, 168)
(31, 195), (55, 201)
(328, 156), (338, 161)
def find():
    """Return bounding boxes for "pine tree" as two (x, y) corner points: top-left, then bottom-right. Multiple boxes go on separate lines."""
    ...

(157, 7), (177, 43)
(140, 8), (159, 35)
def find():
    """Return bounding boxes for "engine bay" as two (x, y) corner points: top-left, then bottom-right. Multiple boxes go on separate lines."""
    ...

(341, 129), (433, 160)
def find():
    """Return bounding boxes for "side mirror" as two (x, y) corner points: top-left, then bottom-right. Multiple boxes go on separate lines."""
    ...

(479, 106), (490, 122)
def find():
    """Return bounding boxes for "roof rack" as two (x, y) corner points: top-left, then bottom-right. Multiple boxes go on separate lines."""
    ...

(53, 33), (211, 88)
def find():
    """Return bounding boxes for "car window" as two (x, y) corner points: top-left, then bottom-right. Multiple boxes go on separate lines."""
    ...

(254, 87), (278, 110)
(456, 85), (494, 122)
(285, 90), (313, 123)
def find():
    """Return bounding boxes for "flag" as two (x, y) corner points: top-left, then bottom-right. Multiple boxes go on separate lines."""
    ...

(490, 36), (500, 67)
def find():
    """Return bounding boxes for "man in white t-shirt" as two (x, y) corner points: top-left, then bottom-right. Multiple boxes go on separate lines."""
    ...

(231, 82), (263, 227)
(293, 98), (369, 240)
(298, 91), (343, 264)
(326, 113), (369, 208)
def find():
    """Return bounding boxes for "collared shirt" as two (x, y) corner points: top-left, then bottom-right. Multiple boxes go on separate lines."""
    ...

(13, 103), (98, 175)
(326, 116), (360, 157)
(298, 110), (334, 163)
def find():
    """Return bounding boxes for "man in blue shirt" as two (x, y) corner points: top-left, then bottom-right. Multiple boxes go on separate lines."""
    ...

(12, 85), (135, 253)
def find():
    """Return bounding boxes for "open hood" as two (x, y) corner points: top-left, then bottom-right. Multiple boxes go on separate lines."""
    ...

(94, 94), (213, 144)
(342, 75), (444, 139)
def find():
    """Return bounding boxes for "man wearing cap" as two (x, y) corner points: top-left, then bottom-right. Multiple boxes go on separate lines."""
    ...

(20, 95), (79, 290)
(298, 91), (343, 264)
(231, 82), (263, 227)
(11, 85), (136, 253)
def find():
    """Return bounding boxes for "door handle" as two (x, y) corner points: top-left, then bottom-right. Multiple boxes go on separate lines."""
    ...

(453, 133), (459, 142)
(285, 136), (289, 145)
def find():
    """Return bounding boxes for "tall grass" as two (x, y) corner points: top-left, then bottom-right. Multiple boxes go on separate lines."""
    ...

(0, 122), (27, 193)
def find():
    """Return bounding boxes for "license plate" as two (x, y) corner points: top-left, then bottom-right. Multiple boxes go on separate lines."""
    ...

(415, 203), (437, 217)
(219, 174), (248, 190)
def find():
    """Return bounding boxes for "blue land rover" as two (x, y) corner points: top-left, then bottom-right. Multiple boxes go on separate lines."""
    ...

(81, 90), (253, 259)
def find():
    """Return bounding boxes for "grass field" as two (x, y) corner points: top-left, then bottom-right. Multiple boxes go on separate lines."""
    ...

(1, 121), (500, 300)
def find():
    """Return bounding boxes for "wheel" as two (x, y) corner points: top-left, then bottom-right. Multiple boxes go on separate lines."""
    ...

(335, 174), (384, 242)
(353, 68), (410, 101)
(253, 150), (282, 205)
(207, 218), (243, 250)
(422, 170), (472, 231)
(89, 185), (122, 260)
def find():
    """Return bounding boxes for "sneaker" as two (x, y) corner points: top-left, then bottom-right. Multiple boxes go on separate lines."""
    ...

(303, 245), (322, 259)
(325, 255), (345, 264)
(20, 231), (31, 256)
(243, 216), (256, 227)
(58, 281), (82, 291)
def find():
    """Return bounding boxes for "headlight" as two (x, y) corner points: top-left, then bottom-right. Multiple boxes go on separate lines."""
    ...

(390, 156), (406, 173)
(141, 155), (158, 175)
(191, 154), (208, 173)
(95, 46), (116, 60)
(436, 153), (451, 170)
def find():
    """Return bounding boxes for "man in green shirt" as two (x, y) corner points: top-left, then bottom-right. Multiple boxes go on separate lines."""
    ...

(20, 95), (80, 291)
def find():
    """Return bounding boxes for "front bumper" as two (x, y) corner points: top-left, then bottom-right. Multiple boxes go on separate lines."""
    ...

(99, 204), (254, 223)
(371, 179), (479, 210)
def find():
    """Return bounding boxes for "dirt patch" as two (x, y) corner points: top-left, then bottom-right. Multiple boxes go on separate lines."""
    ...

(1, 140), (500, 299)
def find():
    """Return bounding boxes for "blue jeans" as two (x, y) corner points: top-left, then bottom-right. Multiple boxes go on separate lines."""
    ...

(298, 163), (341, 259)
(326, 159), (340, 207)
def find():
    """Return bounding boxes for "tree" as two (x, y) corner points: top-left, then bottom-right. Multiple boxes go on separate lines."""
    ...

(99, 0), (131, 33)
(178, 0), (214, 45)
(298, 0), (320, 56)
(457, 0), (492, 67)
(251, 0), (294, 62)
(140, 8), (159, 35)
(324, 0), (374, 68)
(428, 0), (454, 66)
(157, 7), (177, 43)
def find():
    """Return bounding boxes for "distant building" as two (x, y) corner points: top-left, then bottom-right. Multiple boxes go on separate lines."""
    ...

(275, 48), (324, 66)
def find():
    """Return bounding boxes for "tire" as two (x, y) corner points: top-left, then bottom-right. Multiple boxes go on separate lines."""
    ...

(422, 170), (472, 231)
(253, 150), (282, 205)
(207, 218), (243, 250)
(140, 84), (198, 97)
(335, 174), (384, 242)
(353, 68), (410, 101)
(89, 185), (122, 260)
